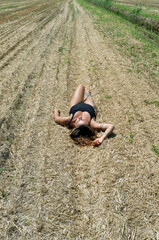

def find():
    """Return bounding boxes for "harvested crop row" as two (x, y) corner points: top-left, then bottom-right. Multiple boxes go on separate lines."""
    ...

(0, 0), (65, 123)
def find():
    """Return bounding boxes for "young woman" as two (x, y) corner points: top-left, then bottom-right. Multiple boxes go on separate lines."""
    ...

(53, 84), (114, 146)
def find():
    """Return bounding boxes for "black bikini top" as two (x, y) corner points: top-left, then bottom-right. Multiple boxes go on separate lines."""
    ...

(69, 102), (96, 126)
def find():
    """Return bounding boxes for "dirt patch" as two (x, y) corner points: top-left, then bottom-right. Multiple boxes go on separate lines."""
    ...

(0, 0), (159, 239)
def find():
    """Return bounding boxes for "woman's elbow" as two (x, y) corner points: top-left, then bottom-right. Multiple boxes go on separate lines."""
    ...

(53, 116), (58, 123)
(109, 124), (114, 132)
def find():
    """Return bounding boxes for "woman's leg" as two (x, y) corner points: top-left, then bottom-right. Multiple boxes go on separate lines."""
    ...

(84, 89), (98, 115)
(69, 84), (85, 111)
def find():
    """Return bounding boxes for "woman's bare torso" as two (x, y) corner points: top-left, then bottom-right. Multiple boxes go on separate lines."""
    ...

(69, 111), (91, 128)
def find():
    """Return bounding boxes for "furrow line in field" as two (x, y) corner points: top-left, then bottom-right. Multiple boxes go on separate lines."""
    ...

(0, 0), (70, 165)
(0, 2), (75, 238)
(0, 3), (67, 123)
(0, 2), (64, 63)
(0, 1), (64, 41)
(0, 0), (58, 24)
(0, 9), (50, 42)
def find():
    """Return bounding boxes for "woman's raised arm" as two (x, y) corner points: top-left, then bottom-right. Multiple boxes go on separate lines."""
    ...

(90, 119), (114, 146)
(53, 109), (71, 126)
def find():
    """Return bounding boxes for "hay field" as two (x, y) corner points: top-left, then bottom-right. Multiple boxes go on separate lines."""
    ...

(0, 0), (159, 239)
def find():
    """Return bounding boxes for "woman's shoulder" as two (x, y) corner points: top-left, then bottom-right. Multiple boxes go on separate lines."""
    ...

(90, 119), (99, 129)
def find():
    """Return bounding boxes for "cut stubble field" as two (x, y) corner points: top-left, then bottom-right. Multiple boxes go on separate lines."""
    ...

(0, 0), (159, 239)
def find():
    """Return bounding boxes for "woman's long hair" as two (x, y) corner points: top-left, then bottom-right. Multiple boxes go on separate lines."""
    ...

(70, 125), (96, 146)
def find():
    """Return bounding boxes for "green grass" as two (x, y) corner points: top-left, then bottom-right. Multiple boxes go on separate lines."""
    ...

(144, 98), (159, 107)
(86, 0), (112, 8)
(77, 0), (159, 82)
(0, 168), (5, 174)
(129, 131), (135, 143)
(0, 4), (22, 10)
(152, 145), (159, 157)
(113, 3), (159, 21)
(70, 0), (75, 21)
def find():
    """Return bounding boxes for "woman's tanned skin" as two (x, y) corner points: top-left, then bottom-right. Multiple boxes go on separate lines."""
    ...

(54, 84), (114, 146)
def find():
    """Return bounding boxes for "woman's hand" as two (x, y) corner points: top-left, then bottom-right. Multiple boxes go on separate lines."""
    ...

(92, 137), (104, 146)
(53, 109), (60, 118)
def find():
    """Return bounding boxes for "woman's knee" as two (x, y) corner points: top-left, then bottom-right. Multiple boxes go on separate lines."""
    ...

(78, 84), (85, 89)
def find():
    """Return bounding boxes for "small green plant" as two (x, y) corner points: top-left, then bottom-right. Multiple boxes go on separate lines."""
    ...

(29, 177), (35, 181)
(128, 117), (134, 123)
(131, 4), (142, 16)
(86, 0), (112, 9)
(26, 85), (33, 88)
(129, 131), (135, 143)
(144, 99), (159, 108)
(5, 136), (9, 141)
(58, 47), (65, 53)
(23, 219), (31, 226)
(15, 99), (23, 111)
(0, 168), (5, 174)
(105, 95), (112, 99)
(152, 53), (157, 58)
(152, 145), (159, 157)
(151, 71), (158, 76)
(10, 175), (16, 179)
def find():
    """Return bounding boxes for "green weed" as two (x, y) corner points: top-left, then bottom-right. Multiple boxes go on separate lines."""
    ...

(128, 117), (134, 123)
(0, 168), (5, 175)
(28, 72), (37, 80)
(5, 136), (9, 141)
(5, 135), (13, 144)
(26, 85), (33, 88)
(126, 111), (134, 122)
(105, 95), (112, 99)
(129, 131), (135, 143)
(127, 68), (132, 73)
(23, 219), (31, 226)
(16, 100), (23, 110)
(152, 145), (159, 157)
(131, 4), (142, 16)
(29, 177), (35, 181)
(70, 0), (75, 21)
(58, 47), (65, 53)
(0, 4), (21, 10)
(152, 52), (157, 58)
(144, 99), (159, 107)
(86, 0), (112, 9)
(10, 175), (16, 179)
(114, 3), (159, 21)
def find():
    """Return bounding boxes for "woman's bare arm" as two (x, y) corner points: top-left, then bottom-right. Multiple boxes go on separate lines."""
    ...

(90, 119), (114, 146)
(53, 109), (71, 126)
